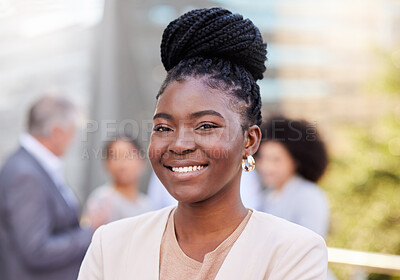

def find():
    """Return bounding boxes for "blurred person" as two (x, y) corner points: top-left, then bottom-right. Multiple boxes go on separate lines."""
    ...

(147, 169), (263, 210)
(146, 172), (176, 208)
(256, 116), (330, 237)
(82, 135), (154, 229)
(0, 95), (93, 280)
(79, 8), (327, 279)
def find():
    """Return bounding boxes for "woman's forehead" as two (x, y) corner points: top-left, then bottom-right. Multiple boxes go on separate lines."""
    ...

(155, 79), (235, 117)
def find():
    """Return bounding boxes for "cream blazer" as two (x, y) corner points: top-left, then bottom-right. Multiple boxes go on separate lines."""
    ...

(78, 206), (327, 279)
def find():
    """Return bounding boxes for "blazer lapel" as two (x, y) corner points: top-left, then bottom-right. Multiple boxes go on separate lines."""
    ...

(215, 211), (272, 280)
(123, 206), (174, 280)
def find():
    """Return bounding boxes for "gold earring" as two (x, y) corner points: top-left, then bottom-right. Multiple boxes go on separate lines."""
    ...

(242, 155), (255, 172)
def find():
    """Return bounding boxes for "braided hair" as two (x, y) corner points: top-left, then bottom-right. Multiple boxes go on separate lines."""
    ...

(158, 7), (267, 129)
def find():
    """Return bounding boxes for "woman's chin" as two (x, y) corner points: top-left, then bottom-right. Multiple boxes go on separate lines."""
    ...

(169, 189), (210, 205)
(173, 195), (203, 204)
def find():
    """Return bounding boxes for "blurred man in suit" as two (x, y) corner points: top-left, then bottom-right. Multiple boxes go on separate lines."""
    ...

(0, 95), (93, 280)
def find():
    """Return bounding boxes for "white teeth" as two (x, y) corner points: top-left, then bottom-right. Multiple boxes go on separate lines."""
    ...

(171, 165), (205, 173)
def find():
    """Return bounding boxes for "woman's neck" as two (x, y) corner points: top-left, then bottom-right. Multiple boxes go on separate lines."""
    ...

(174, 184), (248, 243)
(173, 186), (248, 262)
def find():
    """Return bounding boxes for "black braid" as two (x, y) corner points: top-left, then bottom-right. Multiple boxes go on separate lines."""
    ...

(158, 7), (267, 128)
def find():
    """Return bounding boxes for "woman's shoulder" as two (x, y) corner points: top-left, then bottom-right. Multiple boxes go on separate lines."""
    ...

(251, 210), (326, 246)
(215, 210), (327, 278)
(237, 210), (328, 278)
(290, 176), (328, 200)
(86, 184), (114, 201)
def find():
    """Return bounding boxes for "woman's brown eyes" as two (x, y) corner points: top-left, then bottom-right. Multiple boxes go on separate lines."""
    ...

(153, 123), (218, 132)
(197, 123), (218, 130)
(153, 126), (172, 132)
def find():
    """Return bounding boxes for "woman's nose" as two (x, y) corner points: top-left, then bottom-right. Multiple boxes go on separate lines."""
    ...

(169, 126), (196, 155)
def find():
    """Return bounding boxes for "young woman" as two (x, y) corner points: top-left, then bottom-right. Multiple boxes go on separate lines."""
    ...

(82, 136), (153, 229)
(78, 8), (327, 279)
(256, 116), (330, 237)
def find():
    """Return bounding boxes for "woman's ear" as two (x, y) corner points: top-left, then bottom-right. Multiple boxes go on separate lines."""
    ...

(243, 125), (262, 158)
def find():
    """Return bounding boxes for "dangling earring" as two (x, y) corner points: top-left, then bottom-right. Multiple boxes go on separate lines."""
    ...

(242, 155), (255, 172)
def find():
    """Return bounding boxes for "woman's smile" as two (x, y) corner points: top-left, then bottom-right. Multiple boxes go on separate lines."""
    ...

(165, 164), (208, 180)
(162, 159), (209, 181)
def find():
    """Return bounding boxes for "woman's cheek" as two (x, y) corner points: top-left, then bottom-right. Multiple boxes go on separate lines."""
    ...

(198, 134), (243, 160)
(148, 142), (161, 162)
(197, 141), (234, 160)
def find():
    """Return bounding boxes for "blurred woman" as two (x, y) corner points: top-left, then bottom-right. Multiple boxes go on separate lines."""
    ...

(83, 135), (153, 229)
(256, 116), (330, 237)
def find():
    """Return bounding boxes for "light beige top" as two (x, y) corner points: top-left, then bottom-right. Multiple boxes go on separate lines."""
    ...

(82, 184), (154, 229)
(159, 209), (252, 280)
(78, 206), (328, 280)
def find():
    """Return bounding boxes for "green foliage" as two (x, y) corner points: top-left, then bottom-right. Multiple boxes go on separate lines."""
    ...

(368, 49), (400, 97)
(323, 116), (400, 251)
(321, 49), (400, 279)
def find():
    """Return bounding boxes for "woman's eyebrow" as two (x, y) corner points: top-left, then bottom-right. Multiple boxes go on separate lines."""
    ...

(190, 110), (224, 119)
(153, 113), (173, 120)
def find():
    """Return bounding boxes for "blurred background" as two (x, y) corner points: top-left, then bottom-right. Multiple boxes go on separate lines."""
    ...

(0, 0), (400, 279)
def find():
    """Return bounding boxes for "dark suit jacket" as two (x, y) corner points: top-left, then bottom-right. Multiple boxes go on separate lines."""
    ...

(0, 147), (92, 280)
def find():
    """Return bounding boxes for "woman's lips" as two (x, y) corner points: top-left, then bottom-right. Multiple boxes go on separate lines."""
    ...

(163, 164), (208, 180)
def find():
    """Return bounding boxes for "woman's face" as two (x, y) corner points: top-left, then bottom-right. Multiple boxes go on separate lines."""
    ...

(148, 78), (254, 204)
(106, 140), (144, 186)
(256, 141), (297, 190)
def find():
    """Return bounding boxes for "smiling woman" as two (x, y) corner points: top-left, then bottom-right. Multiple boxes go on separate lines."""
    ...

(78, 7), (328, 280)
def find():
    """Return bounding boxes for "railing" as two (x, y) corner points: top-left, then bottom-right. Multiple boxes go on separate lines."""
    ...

(328, 247), (400, 279)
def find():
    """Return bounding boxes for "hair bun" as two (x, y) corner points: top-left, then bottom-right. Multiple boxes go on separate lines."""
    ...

(161, 7), (267, 80)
